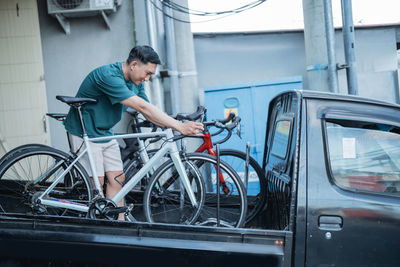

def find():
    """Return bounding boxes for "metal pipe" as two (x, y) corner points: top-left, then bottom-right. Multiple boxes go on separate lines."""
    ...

(145, 0), (165, 110)
(216, 143), (221, 227)
(341, 0), (359, 95)
(323, 0), (339, 93)
(244, 142), (250, 193)
(163, 1), (181, 115)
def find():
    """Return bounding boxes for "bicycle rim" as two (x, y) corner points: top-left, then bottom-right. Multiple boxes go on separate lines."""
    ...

(144, 156), (205, 225)
(188, 153), (247, 228)
(219, 149), (267, 225)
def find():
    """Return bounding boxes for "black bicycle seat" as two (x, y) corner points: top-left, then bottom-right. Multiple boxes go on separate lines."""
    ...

(56, 95), (98, 107)
(175, 106), (206, 121)
(46, 113), (67, 121)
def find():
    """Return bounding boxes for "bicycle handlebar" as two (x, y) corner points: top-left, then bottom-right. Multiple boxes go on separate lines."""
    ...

(125, 106), (241, 145)
(172, 114), (241, 146)
(210, 116), (241, 145)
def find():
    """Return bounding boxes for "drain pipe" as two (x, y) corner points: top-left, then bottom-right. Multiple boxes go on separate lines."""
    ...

(341, 0), (359, 95)
(323, 0), (339, 93)
(163, 1), (181, 115)
(145, 0), (165, 110)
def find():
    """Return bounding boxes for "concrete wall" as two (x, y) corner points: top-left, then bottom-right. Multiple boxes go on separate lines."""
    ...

(37, 0), (135, 150)
(193, 31), (307, 91)
(338, 27), (399, 102)
(193, 26), (400, 104)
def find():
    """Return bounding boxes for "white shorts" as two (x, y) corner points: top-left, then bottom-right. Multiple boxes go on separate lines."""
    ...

(68, 134), (123, 177)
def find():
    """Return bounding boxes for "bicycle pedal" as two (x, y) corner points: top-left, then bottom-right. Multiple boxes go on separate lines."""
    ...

(105, 207), (126, 215)
(124, 204), (134, 216)
(32, 204), (47, 214)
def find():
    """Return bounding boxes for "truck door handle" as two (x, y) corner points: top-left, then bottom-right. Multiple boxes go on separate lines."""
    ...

(318, 215), (343, 231)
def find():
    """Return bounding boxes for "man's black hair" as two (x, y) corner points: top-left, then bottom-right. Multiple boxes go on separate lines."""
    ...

(127, 45), (161, 65)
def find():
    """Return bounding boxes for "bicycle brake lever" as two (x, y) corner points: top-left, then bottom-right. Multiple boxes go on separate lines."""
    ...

(237, 123), (242, 139)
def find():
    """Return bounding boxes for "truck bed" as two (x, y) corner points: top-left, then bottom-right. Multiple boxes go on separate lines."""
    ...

(0, 214), (289, 266)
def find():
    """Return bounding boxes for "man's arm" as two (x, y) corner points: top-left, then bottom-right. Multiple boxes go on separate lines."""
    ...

(121, 96), (203, 135)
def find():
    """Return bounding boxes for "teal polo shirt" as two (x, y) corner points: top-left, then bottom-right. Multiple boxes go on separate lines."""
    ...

(64, 62), (149, 139)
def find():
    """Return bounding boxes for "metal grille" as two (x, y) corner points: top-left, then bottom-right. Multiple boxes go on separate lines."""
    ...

(54, 0), (84, 9)
(47, 0), (116, 13)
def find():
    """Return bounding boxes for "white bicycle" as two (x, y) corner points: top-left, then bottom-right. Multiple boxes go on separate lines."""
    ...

(0, 96), (247, 227)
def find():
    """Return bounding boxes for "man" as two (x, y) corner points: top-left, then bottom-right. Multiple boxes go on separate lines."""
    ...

(64, 46), (203, 220)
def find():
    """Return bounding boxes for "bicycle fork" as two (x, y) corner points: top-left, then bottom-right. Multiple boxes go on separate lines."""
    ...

(169, 148), (198, 208)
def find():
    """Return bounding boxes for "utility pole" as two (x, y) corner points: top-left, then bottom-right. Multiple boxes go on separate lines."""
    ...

(163, 1), (181, 115)
(323, 0), (339, 93)
(145, 0), (165, 110)
(171, 0), (200, 113)
(341, 0), (358, 95)
(302, 0), (330, 92)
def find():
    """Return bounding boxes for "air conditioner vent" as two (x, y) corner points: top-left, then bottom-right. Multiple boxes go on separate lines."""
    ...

(47, 0), (116, 15)
(54, 0), (84, 9)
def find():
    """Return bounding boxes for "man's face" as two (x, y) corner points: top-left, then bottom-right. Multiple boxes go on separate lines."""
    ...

(129, 61), (157, 86)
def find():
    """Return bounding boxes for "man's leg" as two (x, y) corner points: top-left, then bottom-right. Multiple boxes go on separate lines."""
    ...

(90, 176), (105, 193)
(103, 139), (125, 221)
(69, 133), (105, 187)
(105, 171), (125, 220)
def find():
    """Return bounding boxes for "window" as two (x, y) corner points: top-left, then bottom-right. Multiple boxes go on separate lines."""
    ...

(271, 119), (291, 159)
(325, 120), (400, 196)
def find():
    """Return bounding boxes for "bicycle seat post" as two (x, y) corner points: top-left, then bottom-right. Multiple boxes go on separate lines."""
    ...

(76, 106), (88, 137)
(74, 103), (103, 197)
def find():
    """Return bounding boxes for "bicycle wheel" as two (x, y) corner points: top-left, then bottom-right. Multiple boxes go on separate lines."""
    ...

(219, 149), (267, 225)
(143, 153), (206, 225)
(0, 146), (93, 217)
(190, 153), (247, 228)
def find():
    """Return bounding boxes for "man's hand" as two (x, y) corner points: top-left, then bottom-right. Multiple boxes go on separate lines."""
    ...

(177, 121), (204, 135)
(121, 96), (204, 135)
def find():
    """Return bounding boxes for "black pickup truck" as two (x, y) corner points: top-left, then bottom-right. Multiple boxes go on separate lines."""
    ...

(1, 90), (400, 266)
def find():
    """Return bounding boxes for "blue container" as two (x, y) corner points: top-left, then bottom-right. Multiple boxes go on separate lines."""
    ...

(204, 76), (302, 194)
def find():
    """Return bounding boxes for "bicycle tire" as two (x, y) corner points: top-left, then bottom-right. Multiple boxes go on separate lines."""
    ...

(0, 144), (48, 169)
(219, 149), (267, 225)
(144, 153), (247, 228)
(0, 146), (93, 217)
(143, 153), (206, 225)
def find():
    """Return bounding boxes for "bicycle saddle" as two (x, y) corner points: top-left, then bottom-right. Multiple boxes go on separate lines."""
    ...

(56, 95), (98, 106)
(46, 113), (67, 121)
(175, 106), (206, 121)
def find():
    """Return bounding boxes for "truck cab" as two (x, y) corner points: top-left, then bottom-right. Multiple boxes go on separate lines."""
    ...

(263, 90), (400, 266)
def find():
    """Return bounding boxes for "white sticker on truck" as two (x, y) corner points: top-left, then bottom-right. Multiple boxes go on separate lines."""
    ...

(342, 138), (356, 159)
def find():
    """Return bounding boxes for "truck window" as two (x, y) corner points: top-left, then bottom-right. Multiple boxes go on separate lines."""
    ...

(324, 120), (400, 196)
(270, 119), (292, 159)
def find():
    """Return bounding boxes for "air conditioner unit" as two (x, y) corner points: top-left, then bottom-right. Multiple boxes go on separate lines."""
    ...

(47, 0), (121, 34)
(47, 0), (117, 17)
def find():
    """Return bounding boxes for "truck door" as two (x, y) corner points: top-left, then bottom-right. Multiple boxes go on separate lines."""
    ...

(305, 98), (400, 266)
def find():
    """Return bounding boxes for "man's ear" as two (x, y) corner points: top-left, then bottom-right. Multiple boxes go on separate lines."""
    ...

(130, 60), (139, 70)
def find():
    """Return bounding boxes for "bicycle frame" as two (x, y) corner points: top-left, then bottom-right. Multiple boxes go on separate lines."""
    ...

(196, 132), (216, 155)
(189, 131), (232, 195)
(39, 128), (199, 213)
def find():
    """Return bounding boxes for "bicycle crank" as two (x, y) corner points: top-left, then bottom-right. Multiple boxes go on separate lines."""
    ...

(88, 198), (120, 220)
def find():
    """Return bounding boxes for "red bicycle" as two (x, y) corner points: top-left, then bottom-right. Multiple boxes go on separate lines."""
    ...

(124, 108), (266, 226)
(181, 112), (267, 226)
